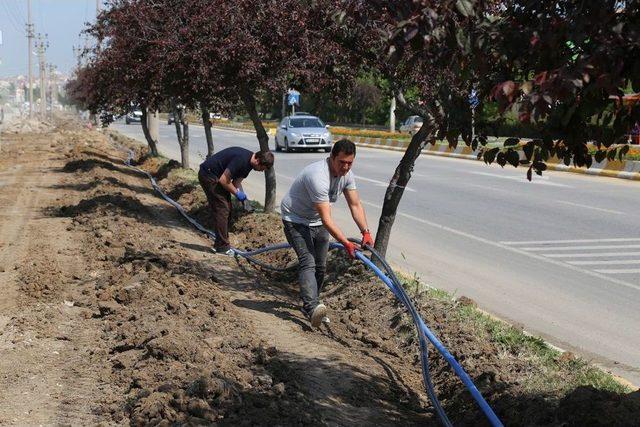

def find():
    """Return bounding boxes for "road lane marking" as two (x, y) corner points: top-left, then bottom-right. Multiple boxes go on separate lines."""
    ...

(467, 183), (513, 195)
(594, 268), (640, 274)
(465, 171), (571, 187)
(354, 175), (416, 192)
(543, 252), (640, 258)
(502, 238), (640, 245)
(523, 244), (640, 251)
(567, 260), (640, 265)
(555, 200), (625, 215)
(359, 199), (640, 292)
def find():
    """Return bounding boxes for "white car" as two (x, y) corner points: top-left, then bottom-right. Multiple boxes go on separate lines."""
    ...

(274, 115), (333, 152)
(125, 109), (143, 124)
(399, 115), (423, 136)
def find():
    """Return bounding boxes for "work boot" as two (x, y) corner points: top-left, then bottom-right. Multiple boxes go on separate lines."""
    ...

(308, 303), (327, 328)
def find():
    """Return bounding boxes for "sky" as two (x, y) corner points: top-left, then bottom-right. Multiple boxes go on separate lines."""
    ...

(0, 0), (99, 78)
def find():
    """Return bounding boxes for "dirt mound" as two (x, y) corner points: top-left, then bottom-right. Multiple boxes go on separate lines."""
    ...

(1, 117), (55, 134)
(2, 118), (636, 426)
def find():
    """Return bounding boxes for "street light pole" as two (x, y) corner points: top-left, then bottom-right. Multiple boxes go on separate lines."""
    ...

(27, 0), (34, 119)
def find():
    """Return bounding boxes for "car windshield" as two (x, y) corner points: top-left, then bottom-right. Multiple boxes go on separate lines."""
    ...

(289, 118), (324, 128)
(413, 117), (423, 123)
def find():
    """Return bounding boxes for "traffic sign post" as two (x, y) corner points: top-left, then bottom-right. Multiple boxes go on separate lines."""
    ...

(468, 89), (479, 142)
(287, 89), (300, 115)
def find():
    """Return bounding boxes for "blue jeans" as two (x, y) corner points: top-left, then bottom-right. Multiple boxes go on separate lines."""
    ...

(282, 220), (330, 312)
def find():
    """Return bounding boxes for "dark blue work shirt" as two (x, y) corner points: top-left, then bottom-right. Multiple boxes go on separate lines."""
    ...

(199, 147), (253, 180)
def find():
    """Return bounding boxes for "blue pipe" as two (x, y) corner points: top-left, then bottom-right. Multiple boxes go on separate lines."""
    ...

(124, 154), (502, 426)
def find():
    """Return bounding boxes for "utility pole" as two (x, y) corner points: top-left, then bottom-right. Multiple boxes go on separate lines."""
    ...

(35, 34), (48, 120)
(26, 0), (34, 119)
(48, 63), (56, 117)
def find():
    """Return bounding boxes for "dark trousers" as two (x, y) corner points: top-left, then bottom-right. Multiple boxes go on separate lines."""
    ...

(198, 171), (232, 251)
(282, 220), (330, 312)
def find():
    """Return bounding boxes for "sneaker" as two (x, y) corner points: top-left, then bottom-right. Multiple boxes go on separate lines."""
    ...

(214, 248), (235, 256)
(309, 303), (327, 328)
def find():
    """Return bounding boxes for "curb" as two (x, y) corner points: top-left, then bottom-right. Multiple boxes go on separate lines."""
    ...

(210, 124), (640, 182)
(349, 137), (640, 182)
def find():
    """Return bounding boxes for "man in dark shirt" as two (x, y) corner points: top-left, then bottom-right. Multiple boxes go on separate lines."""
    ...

(198, 147), (274, 254)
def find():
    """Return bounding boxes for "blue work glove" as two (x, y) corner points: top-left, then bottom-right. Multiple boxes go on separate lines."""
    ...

(235, 189), (247, 201)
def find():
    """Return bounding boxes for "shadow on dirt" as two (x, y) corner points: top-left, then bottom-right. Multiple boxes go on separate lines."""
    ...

(59, 158), (141, 178)
(233, 298), (312, 332)
(50, 194), (161, 222)
(47, 176), (156, 196)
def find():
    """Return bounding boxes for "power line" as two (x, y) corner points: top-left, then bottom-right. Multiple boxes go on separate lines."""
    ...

(0, 1), (25, 34)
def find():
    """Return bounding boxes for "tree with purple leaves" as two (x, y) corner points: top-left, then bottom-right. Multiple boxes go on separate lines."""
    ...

(320, 0), (639, 257)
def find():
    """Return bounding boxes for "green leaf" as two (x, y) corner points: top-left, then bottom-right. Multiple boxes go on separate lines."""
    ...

(533, 161), (547, 172)
(523, 141), (535, 161)
(496, 151), (507, 167)
(594, 150), (607, 163)
(507, 150), (520, 167)
(527, 167), (533, 181)
(484, 147), (499, 164)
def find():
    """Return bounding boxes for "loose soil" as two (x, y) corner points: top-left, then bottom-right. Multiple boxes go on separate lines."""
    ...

(0, 116), (638, 426)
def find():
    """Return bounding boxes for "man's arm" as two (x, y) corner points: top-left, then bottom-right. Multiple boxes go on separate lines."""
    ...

(315, 202), (350, 246)
(343, 189), (369, 233)
(218, 169), (240, 195)
(232, 177), (244, 190)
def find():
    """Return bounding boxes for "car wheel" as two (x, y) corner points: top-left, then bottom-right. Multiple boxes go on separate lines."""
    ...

(284, 138), (290, 153)
(275, 138), (281, 152)
(126, 118), (130, 124)
(324, 147), (331, 153)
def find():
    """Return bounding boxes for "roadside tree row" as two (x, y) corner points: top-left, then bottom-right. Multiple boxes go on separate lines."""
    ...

(67, 0), (640, 257)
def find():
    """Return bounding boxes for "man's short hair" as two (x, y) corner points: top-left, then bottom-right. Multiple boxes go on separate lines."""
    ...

(331, 139), (356, 157)
(255, 150), (274, 168)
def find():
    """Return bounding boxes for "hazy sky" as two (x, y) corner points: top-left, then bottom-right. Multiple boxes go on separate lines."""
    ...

(0, 0), (99, 78)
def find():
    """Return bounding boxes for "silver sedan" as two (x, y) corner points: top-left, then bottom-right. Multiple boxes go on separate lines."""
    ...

(274, 115), (333, 152)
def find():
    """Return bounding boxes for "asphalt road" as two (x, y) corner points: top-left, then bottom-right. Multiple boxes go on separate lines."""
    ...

(112, 120), (640, 386)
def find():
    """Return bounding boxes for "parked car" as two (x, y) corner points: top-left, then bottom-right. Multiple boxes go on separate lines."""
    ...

(125, 109), (143, 124)
(399, 115), (423, 136)
(274, 115), (333, 152)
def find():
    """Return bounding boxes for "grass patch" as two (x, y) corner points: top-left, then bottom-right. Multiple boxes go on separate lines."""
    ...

(167, 166), (199, 185)
(395, 271), (631, 395)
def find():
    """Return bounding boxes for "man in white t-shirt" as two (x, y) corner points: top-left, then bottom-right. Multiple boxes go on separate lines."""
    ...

(281, 139), (373, 328)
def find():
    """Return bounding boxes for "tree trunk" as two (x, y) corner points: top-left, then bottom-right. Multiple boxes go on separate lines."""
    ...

(374, 119), (435, 260)
(140, 108), (159, 157)
(240, 86), (276, 212)
(172, 103), (190, 169)
(201, 106), (214, 158)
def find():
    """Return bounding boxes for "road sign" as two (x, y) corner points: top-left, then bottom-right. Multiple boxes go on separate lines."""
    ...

(468, 89), (479, 109)
(287, 89), (300, 106)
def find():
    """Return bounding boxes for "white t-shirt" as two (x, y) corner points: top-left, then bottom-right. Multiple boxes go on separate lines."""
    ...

(281, 158), (356, 226)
